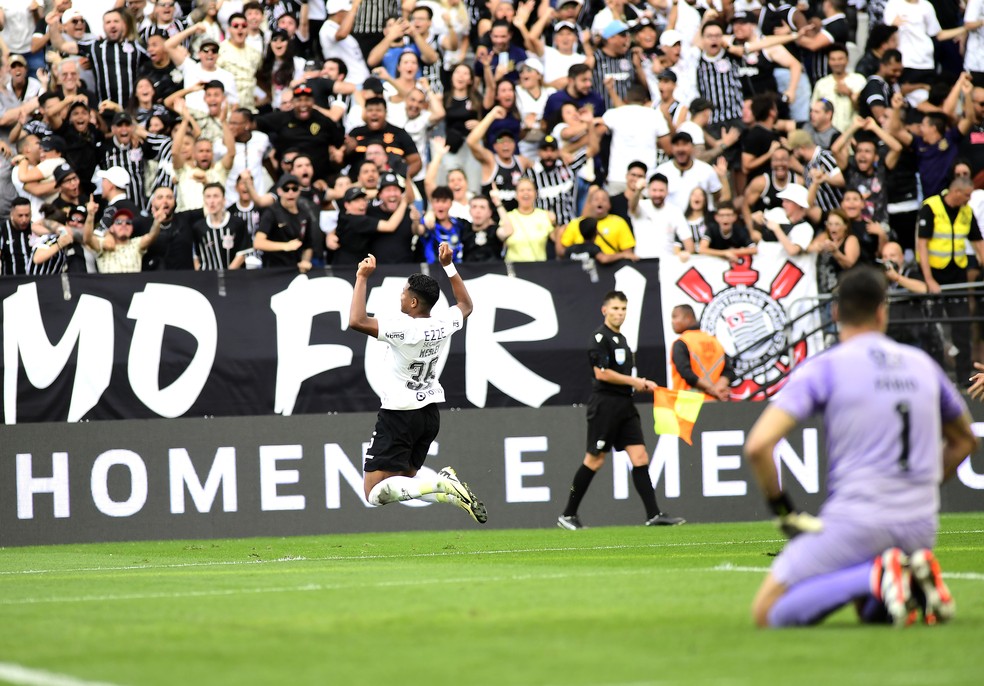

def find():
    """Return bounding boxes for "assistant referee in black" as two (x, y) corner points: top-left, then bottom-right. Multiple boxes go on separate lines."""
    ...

(558, 291), (686, 529)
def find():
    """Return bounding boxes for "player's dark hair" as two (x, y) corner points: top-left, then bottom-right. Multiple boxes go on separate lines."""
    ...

(432, 186), (454, 201)
(603, 290), (627, 305)
(835, 266), (887, 325)
(408, 273), (440, 310)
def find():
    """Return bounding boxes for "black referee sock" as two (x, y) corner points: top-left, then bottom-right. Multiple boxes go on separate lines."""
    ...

(632, 465), (661, 520)
(562, 465), (597, 517)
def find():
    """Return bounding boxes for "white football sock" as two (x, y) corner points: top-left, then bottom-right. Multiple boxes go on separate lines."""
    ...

(367, 476), (441, 506)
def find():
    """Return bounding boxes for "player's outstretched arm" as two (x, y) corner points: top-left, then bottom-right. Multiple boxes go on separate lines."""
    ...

(439, 242), (472, 319)
(349, 254), (379, 338)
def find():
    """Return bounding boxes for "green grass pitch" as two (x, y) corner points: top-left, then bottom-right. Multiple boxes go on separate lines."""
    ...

(1, 514), (982, 686)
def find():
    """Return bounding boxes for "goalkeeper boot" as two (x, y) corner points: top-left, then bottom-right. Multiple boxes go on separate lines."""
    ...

(437, 467), (487, 524)
(873, 547), (917, 627)
(909, 549), (955, 625)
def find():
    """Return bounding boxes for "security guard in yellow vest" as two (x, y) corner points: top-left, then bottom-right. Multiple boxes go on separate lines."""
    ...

(916, 177), (984, 384)
(669, 304), (736, 401)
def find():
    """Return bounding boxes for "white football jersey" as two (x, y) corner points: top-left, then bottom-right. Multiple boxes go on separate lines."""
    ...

(375, 306), (465, 410)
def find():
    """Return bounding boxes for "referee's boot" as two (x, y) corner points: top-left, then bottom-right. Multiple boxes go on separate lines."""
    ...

(645, 512), (686, 526)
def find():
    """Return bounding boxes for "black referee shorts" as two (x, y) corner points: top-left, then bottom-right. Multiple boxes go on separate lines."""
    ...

(585, 393), (645, 455)
(364, 405), (440, 474)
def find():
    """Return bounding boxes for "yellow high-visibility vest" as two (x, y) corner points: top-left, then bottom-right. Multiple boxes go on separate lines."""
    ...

(923, 195), (970, 270)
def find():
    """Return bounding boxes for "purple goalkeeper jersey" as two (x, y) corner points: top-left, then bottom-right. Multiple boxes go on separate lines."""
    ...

(772, 332), (968, 522)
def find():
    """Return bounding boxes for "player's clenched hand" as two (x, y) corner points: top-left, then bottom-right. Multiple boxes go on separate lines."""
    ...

(438, 242), (453, 267)
(969, 362), (984, 401)
(776, 511), (823, 539)
(357, 253), (376, 277)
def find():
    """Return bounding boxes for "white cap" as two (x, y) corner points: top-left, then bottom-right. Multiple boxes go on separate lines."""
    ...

(520, 56), (544, 75)
(98, 166), (131, 189)
(659, 29), (684, 47)
(326, 0), (352, 14)
(776, 183), (810, 209)
(62, 8), (84, 24)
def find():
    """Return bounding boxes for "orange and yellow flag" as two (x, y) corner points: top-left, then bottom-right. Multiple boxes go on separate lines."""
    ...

(653, 388), (705, 446)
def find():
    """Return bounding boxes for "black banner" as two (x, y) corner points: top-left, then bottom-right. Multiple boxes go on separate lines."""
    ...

(0, 261), (665, 423)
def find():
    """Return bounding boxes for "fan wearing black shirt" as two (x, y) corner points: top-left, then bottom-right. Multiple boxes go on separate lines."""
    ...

(333, 184), (410, 265)
(254, 174), (315, 272)
(345, 97), (423, 179)
(255, 85), (345, 179)
(698, 202), (758, 263)
(369, 174), (417, 264)
(461, 196), (504, 262)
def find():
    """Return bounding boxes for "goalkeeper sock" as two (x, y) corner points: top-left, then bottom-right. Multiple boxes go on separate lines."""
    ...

(768, 561), (873, 627)
(631, 465), (661, 520)
(562, 464), (597, 517)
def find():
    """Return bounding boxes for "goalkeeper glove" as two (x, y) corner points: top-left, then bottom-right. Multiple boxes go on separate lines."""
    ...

(768, 493), (823, 539)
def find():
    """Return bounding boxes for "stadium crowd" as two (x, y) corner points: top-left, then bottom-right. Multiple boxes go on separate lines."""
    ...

(0, 0), (982, 381)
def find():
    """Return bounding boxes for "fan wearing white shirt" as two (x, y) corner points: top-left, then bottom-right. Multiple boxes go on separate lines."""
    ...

(629, 172), (693, 259)
(654, 131), (731, 212)
(320, 0), (371, 90)
(601, 84), (670, 193)
(349, 244), (487, 524)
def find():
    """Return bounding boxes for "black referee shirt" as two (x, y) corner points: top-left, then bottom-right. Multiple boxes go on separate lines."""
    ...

(589, 323), (635, 397)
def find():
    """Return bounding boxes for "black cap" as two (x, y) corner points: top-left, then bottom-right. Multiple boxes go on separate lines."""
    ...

(362, 77), (385, 94)
(732, 12), (755, 23)
(112, 111), (133, 126)
(276, 173), (301, 189)
(539, 135), (559, 150)
(271, 28), (290, 41)
(671, 131), (694, 145)
(41, 135), (67, 152)
(343, 186), (368, 202)
(293, 83), (313, 97)
(68, 204), (88, 222)
(492, 129), (517, 143)
(379, 173), (403, 190)
(657, 69), (677, 82)
(53, 163), (77, 185)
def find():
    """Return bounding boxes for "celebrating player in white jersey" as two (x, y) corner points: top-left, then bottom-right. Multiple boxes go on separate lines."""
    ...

(349, 242), (487, 523)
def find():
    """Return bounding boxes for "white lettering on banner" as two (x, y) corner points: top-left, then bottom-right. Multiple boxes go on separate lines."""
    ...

(127, 285), (218, 418)
(324, 443), (370, 509)
(271, 276), (355, 416)
(259, 445), (305, 511)
(650, 435), (681, 498)
(504, 437), (550, 503)
(956, 422), (984, 489)
(168, 447), (238, 514)
(702, 430), (748, 497)
(774, 430), (820, 493)
(613, 265), (647, 370)
(464, 274), (561, 408)
(90, 450), (148, 517)
(3, 283), (113, 423)
(16, 452), (70, 519)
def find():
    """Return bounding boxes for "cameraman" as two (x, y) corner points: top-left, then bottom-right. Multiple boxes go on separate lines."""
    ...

(882, 241), (942, 359)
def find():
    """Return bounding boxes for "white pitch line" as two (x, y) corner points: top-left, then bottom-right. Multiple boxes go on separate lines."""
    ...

(3, 564), (983, 607)
(0, 663), (125, 686)
(1, 528), (981, 578)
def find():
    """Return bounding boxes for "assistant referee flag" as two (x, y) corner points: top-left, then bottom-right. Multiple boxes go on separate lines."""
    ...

(653, 388), (704, 446)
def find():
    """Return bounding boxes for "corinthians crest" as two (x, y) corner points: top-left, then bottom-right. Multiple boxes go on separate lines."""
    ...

(675, 255), (813, 400)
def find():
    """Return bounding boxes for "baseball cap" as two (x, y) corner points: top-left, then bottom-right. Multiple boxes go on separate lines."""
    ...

(362, 76), (385, 94)
(111, 208), (135, 222)
(659, 29), (684, 47)
(62, 8), (84, 23)
(777, 183), (810, 209)
(658, 69), (677, 83)
(199, 37), (220, 50)
(9, 54), (26, 67)
(98, 166), (131, 189)
(732, 12), (755, 23)
(492, 129), (517, 143)
(270, 28), (290, 42)
(112, 111), (133, 126)
(379, 173), (403, 190)
(557, 0), (583, 6)
(68, 205), (88, 222)
(601, 20), (630, 40)
(54, 163), (77, 185)
(554, 21), (578, 33)
(40, 135), (66, 152)
(326, 0), (352, 13)
(343, 186), (368, 202)
(521, 56), (544, 75)
(276, 174), (301, 189)
(293, 84), (313, 97)
(671, 131), (694, 145)
(539, 135), (559, 150)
